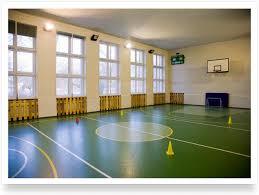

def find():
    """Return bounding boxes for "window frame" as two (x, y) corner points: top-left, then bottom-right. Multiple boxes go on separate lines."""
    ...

(99, 41), (120, 96)
(8, 21), (37, 100)
(153, 53), (165, 93)
(56, 32), (86, 97)
(130, 48), (146, 94)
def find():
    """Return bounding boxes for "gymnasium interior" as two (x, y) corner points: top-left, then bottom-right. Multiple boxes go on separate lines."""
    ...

(8, 9), (251, 178)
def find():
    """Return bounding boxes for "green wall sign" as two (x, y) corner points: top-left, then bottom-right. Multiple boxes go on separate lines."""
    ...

(171, 53), (185, 65)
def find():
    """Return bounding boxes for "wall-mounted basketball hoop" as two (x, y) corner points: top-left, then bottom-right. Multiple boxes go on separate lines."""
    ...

(207, 58), (229, 73)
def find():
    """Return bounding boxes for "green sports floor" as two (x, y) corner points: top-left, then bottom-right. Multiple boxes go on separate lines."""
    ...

(8, 104), (251, 178)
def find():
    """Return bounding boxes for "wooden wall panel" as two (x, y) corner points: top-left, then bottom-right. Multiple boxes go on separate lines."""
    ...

(131, 94), (146, 108)
(56, 97), (87, 116)
(9, 99), (38, 121)
(100, 95), (121, 111)
(154, 93), (166, 105)
(170, 93), (184, 104)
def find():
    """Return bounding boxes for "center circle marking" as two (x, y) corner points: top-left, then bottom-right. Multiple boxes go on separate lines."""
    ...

(96, 122), (173, 142)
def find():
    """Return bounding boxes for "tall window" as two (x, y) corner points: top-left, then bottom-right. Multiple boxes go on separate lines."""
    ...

(153, 54), (165, 93)
(56, 33), (85, 97)
(130, 48), (145, 93)
(99, 42), (120, 95)
(8, 20), (37, 99)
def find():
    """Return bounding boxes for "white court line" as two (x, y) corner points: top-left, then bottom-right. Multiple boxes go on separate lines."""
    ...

(166, 113), (248, 125)
(140, 110), (250, 132)
(119, 108), (248, 126)
(9, 136), (58, 178)
(82, 116), (250, 158)
(8, 148), (28, 178)
(95, 121), (173, 142)
(26, 122), (111, 178)
(172, 138), (250, 158)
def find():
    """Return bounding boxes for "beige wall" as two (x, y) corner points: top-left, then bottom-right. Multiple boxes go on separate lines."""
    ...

(170, 36), (251, 108)
(9, 10), (171, 117)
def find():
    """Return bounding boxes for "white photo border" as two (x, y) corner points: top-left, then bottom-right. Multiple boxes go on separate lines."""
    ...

(1, 1), (258, 185)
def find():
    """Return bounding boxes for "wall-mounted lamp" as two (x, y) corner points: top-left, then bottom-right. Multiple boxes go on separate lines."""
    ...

(91, 34), (99, 41)
(43, 22), (55, 32)
(125, 42), (132, 49)
(148, 49), (155, 54)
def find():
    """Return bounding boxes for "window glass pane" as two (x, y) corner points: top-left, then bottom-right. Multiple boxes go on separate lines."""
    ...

(153, 81), (156, 93)
(8, 33), (13, 46)
(153, 68), (157, 79)
(99, 79), (108, 95)
(157, 81), (160, 92)
(140, 80), (143, 93)
(136, 80), (139, 93)
(57, 34), (69, 53)
(17, 35), (34, 48)
(99, 61), (108, 77)
(131, 65), (135, 78)
(156, 55), (160, 66)
(136, 50), (143, 63)
(99, 43), (107, 59)
(137, 66), (143, 78)
(17, 23), (36, 38)
(160, 81), (163, 92)
(8, 50), (13, 72)
(72, 37), (83, 55)
(109, 45), (117, 60)
(161, 81), (164, 92)
(110, 63), (118, 77)
(56, 78), (68, 96)
(17, 52), (33, 73)
(161, 69), (163, 79)
(136, 51), (140, 63)
(161, 69), (164, 79)
(139, 51), (143, 63)
(110, 80), (118, 94)
(72, 78), (82, 96)
(8, 76), (15, 98)
(139, 51), (144, 63)
(56, 56), (68, 74)
(17, 76), (34, 98)
(153, 55), (157, 66)
(131, 80), (135, 93)
(8, 20), (15, 34)
(160, 56), (163, 66)
(130, 49), (135, 62)
(137, 80), (143, 93)
(162, 82), (164, 92)
(160, 56), (164, 67)
(141, 80), (144, 92)
(71, 58), (83, 75)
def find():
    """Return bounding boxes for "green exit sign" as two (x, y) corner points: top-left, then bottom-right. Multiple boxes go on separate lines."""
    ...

(171, 53), (185, 65)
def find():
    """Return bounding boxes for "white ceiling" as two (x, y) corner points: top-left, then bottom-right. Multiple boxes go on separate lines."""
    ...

(20, 9), (250, 50)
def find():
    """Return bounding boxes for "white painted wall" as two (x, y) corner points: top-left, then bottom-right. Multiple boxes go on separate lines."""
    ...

(9, 10), (171, 117)
(170, 36), (251, 108)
